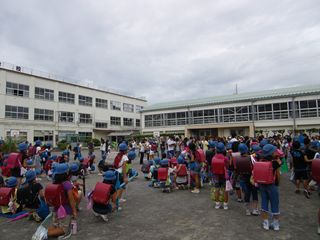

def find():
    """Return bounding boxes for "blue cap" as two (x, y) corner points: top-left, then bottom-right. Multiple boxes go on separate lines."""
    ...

(5, 177), (18, 188)
(127, 151), (136, 160)
(238, 143), (249, 154)
(252, 144), (261, 153)
(78, 156), (84, 162)
(177, 155), (185, 164)
(18, 143), (28, 152)
(54, 163), (69, 174)
(216, 142), (226, 153)
(160, 159), (169, 167)
(25, 170), (36, 182)
(311, 141), (319, 148)
(148, 160), (154, 166)
(103, 170), (116, 181)
(35, 140), (42, 146)
(119, 143), (128, 151)
(208, 140), (216, 148)
(262, 144), (277, 157)
(26, 159), (33, 165)
(69, 163), (79, 172)
(260, 139), (269, 147)
(62, 150), (69, 156)
(154, 157), (161, 165)
(226, 142), (232, 150)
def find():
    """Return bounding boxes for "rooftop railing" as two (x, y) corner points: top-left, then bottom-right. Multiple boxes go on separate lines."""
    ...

(0, 61), (146, 101)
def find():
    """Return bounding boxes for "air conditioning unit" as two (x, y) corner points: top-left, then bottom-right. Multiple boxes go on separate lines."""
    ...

(16, 66), (21, 72)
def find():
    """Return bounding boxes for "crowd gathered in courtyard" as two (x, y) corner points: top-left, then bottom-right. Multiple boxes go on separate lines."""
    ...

(0, 132), (320, 239)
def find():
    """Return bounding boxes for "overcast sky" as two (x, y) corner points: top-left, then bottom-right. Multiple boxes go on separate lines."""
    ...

(1, 0), (320, 104)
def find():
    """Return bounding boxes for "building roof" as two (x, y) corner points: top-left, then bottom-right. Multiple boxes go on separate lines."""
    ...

(0, 61), (147, 102)
(142, 84), (320, 112)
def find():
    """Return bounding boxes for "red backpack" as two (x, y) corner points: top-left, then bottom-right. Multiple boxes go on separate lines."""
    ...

(44, 183), (68, 207)
(195, 149), (205, 163)
(113, 153), (124, 169)
(177, 164), (188, 177)
(253, 161), (275, 184)
(92, 182), (112, 205)
(0, 187), (14, 206)
(211, 154), (225, 175)
(6, 153), (22, 169)
(234, 156), (252, 175)
(169, 157), (177, 168)
(82, 157), (90, 168)
(158, 168), (168, 181)
(312, 158), (320, 183)
(151, 144), (157, 152)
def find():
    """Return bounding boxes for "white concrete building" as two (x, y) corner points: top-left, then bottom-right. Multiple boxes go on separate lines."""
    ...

(0, 62), (147, 145)
(141, 85), (320, 138)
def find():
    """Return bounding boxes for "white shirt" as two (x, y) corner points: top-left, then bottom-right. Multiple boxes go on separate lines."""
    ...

(167, 139), (176, 151)
(116, 155), (128, 174)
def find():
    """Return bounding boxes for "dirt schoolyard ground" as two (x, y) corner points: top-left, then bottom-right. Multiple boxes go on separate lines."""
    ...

(0, 150), (319, 240)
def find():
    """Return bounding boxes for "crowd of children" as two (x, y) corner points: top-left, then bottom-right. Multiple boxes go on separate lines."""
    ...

(0, 133), (320, 238)
(139, 134), (320, 233)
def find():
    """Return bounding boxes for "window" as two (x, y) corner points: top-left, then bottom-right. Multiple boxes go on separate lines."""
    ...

(136, 105), (144, 112)
(136, 119), (141, 127)
(273, 102), (288, 119)
(6, 131), (28, 142)
(79, 113), (92, 124)
(96, 98), (108, 109)
(110, 116), (121, 126)
(123, 118), (133, 126)
(152, 114), (163, 126)
(123, 103), (134, 112)
(177, 112), (187, 125)
(144, 115), (152, 127)
(299, 100), (318, 118)
(59, 111), (74, 123)
(78, 132), (92, 141)
(79, 95), (92, 106)
(110, 101), (121, 111)
(256, 104), (272, 120)
(221, 107), (235, 122)
(235, 106), (249, 122)
(5, 105), (29, 119)
(35, 87), (54, 101)
(95, 122), (108, 128)
(204, 109), (217, 123)
(6, 82), (29, 97)
(58, 91), (75, 104)
(165, 113), (176, 126)
(34, 108), (54, 121)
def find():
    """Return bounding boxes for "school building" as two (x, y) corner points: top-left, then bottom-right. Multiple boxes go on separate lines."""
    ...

(140, 85), (320, 138)
(0, 62), (147, 146)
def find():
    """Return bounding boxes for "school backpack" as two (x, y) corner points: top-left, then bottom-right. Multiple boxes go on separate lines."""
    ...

(113, 153), (124, 169)
(141, 163), (150, 174)
(252, 161), (275, 184)
(195, 149), (205, 163)
(311, 158), (320, 183)
(157, 168), (168, 182)
(0, 187), (14, 206)
(82, 157), (90, 168)
(234, 156), (252, 175)
(6, 153), (22, 169)
(44, 160), (53, 172)
(169, 157), (177, 168)
(44, 183), (68, 207)
(151, 144), (157, 152)
(177, 164), (188, 177)
(211, 154), (225, 175)
(92, 182), (112, 205)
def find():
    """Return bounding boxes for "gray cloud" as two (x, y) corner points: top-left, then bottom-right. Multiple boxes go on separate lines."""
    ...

(1, 0), (320, 104)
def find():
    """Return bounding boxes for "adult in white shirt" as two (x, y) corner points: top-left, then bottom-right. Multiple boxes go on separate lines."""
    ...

(167, 137), (176, 158)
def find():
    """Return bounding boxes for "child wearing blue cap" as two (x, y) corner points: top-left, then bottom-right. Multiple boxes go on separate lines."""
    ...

(47, 163), (77, 239)
(17, 170), (47, 222)
(0, 177), (21, 215)
(92, 170), (117, 222)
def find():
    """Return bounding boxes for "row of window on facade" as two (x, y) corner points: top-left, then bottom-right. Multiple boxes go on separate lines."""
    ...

(4, 105), (141, 128)
(5, 82), (144, 113)
(144, 100), (320, 127)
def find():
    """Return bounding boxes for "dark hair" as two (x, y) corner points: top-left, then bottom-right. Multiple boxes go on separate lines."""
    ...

(103, 179), (115, 184)
(188, 142), (196, 152)
(231, 141), (240, 153)
(53, 173), (69, 184)
(304, 137), (311, 145)
(292, 141), (300, 150)
(161, 153), (167, 159)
